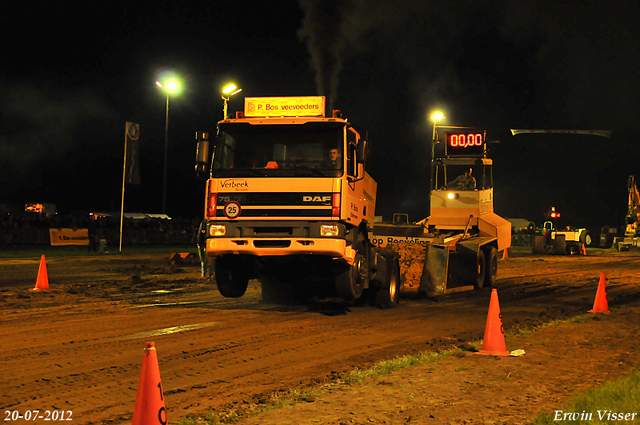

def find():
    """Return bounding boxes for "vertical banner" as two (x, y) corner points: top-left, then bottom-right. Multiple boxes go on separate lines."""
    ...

(120, 122), (140, 252)
(125, 122), (141, 185)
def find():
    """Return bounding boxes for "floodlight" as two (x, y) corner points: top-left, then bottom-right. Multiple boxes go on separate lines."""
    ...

(431, 112), (446, 122)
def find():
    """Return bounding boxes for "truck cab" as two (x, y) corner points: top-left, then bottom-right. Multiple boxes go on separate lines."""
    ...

(430, 157), (504, 235)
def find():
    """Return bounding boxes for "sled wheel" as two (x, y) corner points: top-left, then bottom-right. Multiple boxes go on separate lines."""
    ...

(375, 258), (400, 308)
(484, 246), (497, 288)
(474, 249), (486, 290)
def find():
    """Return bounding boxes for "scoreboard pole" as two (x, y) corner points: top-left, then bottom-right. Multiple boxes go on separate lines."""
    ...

(430, 123), (439, 193)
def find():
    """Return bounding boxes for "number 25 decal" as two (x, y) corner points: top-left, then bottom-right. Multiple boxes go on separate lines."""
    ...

(223, 201), (241, 219)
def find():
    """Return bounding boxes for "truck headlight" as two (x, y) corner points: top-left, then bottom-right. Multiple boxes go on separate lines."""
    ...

(320, 224), (339, 237)
(209, 225), (226, 236)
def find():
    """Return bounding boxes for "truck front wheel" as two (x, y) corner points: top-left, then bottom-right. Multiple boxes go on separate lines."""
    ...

(215, 257), (249, 298)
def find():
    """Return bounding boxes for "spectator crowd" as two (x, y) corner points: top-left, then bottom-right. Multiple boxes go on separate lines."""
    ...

(0, 212), (201, 246)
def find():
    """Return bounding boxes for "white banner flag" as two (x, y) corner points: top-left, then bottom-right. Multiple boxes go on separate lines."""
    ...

(510, 129), (612, 138)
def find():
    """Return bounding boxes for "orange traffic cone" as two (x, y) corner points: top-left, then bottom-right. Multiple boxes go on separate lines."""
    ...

(581, 244), (587, 256)
(588, 272), (611, 314)
(132, 342), (167, 425)
(475, 289), (511, 356)
(29, 255), (50, 292)
(502, 248), (508, 259)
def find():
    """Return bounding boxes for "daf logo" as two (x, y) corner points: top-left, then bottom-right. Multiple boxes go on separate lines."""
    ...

(303, 195), (331, 203)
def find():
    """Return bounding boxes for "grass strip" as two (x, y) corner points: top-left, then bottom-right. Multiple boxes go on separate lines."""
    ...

(529, 368), (640, 424)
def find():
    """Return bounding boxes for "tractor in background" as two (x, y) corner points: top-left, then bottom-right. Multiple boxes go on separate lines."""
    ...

(532, 207), (590, 255)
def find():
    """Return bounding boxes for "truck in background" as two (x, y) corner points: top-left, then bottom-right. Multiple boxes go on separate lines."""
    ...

(195, 96), (400, 307)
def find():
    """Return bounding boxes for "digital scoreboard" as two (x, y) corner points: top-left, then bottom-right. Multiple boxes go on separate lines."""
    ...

(445, 131), (486, 157)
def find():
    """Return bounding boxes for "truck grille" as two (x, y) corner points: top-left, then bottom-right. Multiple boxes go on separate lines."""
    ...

(253, 227), (294, 235)
(215, 192), (333, 219)
(253, 240), (292, 248)
(217, 192), (332, 206)
(217, 208), (331, 218)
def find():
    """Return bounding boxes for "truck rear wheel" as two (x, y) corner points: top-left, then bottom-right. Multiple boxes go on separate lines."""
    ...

(215, 257), (249, 298)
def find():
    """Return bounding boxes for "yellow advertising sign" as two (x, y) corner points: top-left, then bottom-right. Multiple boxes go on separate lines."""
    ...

(49, 228), (90, 246)
(244, 96), (325, 117)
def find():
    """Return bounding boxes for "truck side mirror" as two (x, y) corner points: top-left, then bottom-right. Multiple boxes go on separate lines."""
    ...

(347, 141), (365, 183)
(356, 139), (366, 164)
(195, 131), (210, 179)
(346, 128), (365, 182)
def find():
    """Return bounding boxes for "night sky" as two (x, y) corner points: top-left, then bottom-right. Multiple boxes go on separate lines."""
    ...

(1, 1), (638, 229)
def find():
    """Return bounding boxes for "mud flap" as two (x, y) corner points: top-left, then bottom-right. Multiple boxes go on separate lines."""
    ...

(419, 244), (449, 294)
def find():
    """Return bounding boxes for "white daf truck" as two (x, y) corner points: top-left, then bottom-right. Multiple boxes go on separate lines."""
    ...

(195, 96), (400, 306)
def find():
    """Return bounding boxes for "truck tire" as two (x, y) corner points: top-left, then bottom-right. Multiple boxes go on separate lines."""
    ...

(484, 246), (497, 288)
(474, 249), (486, 290)
(215, 257), (249, 298)
(334, 250), (366, 301)
(375, 258), (400, 308)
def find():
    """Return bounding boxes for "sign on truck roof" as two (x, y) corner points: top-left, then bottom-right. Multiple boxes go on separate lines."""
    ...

(244, 96), (325, 118)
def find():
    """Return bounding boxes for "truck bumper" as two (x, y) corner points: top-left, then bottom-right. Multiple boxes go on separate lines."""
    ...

(207, 238), (356, 263)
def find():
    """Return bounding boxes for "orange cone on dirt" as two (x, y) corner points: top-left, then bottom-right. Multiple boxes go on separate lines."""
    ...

(502, 248), (508, 259)
(588, 272), (611, 314)
(475, 289), (511, 357)
(29, 255), (50, 292)
(581, 244), (587, 256)
(132, 342), (167, 425)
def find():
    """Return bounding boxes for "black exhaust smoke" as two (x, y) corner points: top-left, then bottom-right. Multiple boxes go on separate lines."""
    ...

(298, 0), (351, 115)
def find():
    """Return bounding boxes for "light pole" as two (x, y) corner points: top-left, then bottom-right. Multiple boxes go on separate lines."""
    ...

(156, 79), (180, 214)
(222, 83), (242, 119)
(430, 112), (445, 193)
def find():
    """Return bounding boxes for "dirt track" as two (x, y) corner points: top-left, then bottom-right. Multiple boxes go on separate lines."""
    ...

(1, 247), (640, 424)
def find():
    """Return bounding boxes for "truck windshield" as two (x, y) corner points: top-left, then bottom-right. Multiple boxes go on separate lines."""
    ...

(212, 122), (344, 178)
(438, 164), (493, 191)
